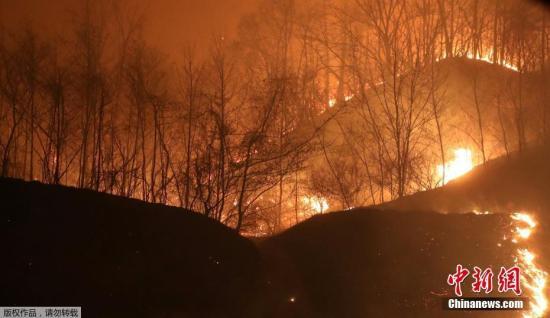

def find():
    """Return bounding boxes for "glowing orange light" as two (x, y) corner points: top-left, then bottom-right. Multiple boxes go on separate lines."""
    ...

(301, 195), (329, 214)
(437, 50), (519, 72)
(465, 52), (519, 72)
(509, 212), (548, 318)
(327, 95), (354, 108)
(437, 148), (474, 185)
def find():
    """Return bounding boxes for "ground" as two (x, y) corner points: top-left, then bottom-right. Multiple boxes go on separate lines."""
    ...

(0, 178), (263, 318)
(1, 146), (548, 317)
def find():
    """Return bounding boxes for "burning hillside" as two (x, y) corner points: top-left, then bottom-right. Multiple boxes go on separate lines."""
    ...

(259, 208), (548, 318)
(2, 0), (550, 235)
(1, 0), (550, 317)
(1, 177), (548, 317)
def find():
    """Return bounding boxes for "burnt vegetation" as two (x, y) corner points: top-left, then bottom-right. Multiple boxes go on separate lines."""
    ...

(1, 0), (549, 234)
(2, 1), (550, 317)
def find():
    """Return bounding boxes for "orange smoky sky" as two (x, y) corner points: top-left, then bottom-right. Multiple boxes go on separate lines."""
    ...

(0, 0), (257, 57)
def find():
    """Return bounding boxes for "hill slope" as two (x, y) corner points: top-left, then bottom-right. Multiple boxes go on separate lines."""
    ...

(260, 209), (519, 317)
(258, 146), (550, 317)
(0, 178), (263, 318)
(380, 145), (550, 214)
(2, 161), (547, 318)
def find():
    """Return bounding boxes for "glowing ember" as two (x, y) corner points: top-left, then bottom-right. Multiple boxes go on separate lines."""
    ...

(437, 50), (519, 72)
(465, 52), (519, 72)
(517, 228), (533, 240)
(512, 213), (537, 229)
(437, 148), (474, 185)
(301, 195), (329, 214)
(327, 95), (354, 108)
(473, 210), (491, 215)
(509, 212), (548, 318)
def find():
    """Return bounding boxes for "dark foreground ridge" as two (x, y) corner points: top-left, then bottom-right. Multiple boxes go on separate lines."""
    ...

(261, 209), (519, 318)
(0, 178), (263, 318)
(0, 178), (536, 317)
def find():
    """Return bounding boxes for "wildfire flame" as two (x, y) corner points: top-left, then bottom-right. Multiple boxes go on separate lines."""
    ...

(301, 195), (329, 214)
(510, 212), (548, 318)
(327, 95), (355, 108)
(464, 52), (519, 72)
(437, 50), (519, 72)
(437, 148), (474, 185)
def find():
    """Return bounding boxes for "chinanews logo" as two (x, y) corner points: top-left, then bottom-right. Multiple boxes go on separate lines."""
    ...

(443, 264), (529, 311)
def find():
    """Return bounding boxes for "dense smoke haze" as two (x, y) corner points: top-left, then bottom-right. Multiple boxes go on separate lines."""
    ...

(0, 0), (255, 56)
(3, 1), (550, 318)
(0, 0), (549, 235)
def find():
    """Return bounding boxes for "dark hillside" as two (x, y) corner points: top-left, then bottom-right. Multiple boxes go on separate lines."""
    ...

(379, 145), (550, 277)
(0, 178), (263, 318)
(1, 173), (544, 318)
(375, 145), (550, 316)
(380, 145), (550, 214)
(260, 209), (521, 318)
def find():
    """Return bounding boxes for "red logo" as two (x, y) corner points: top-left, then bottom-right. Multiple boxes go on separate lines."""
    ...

(498, 266), (522, 296)
(472, 266), (494, 294)
(447, 264), (470, 297)
(447, 265), (521, 296)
